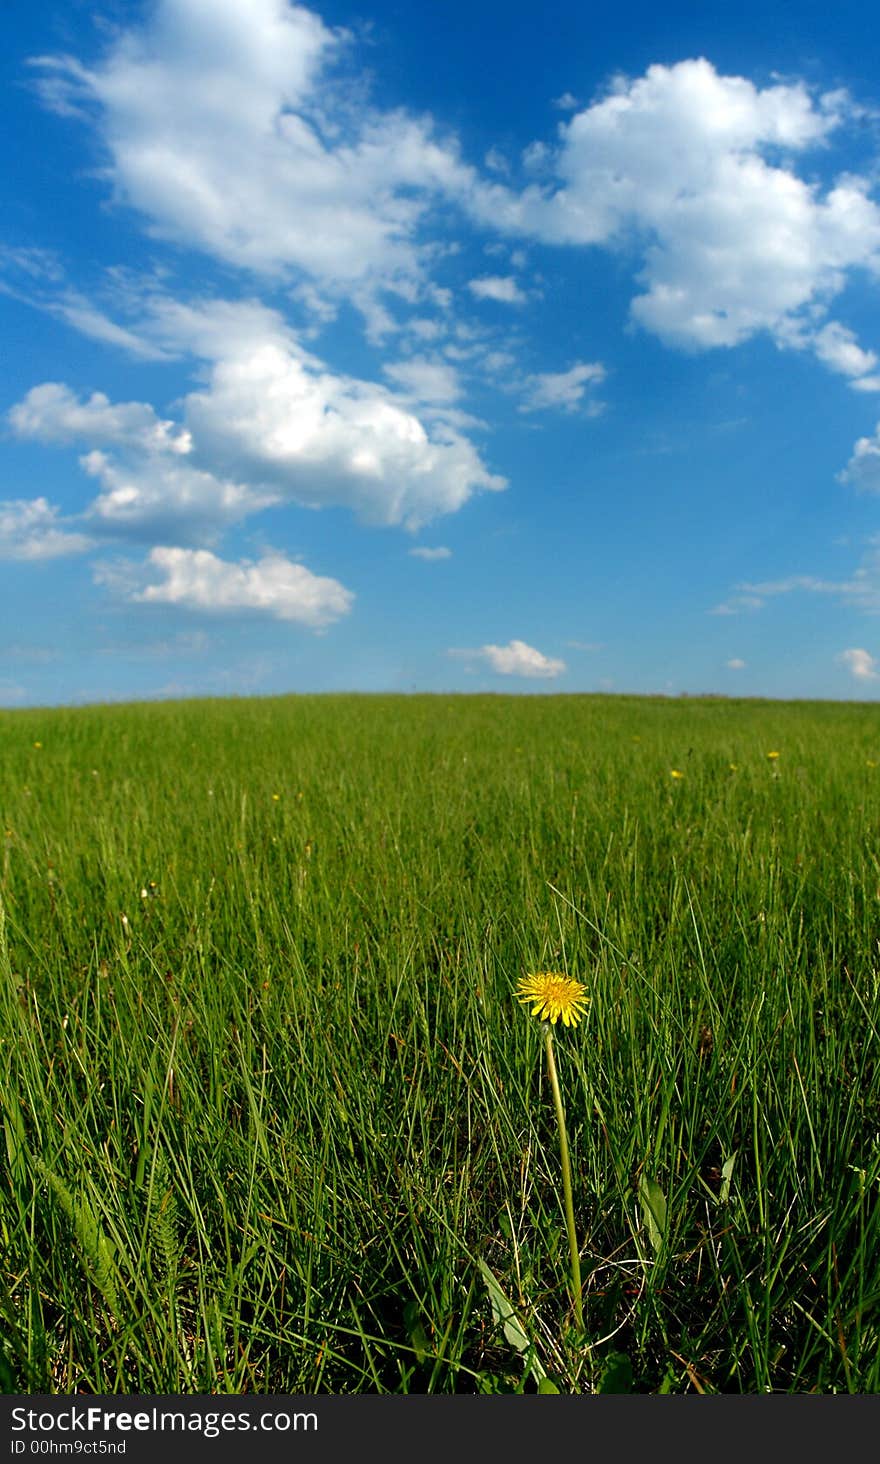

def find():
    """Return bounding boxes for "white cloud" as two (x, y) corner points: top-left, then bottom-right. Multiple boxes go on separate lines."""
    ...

(80, 450), (273, 543)
(467, 275), (526, 304)
(812, 321), (878, 381)
(132, 547), (353, 626)
(30, 24), (880, 387)
(9, 299), (505, 540)
(9, 376), (270, 545)
(484, 146), (510, 175)
(713, 545), (880, 618)
(10, 383), (191, 454)
(409, 545), (451, 560)
(171, 304), (504, 529)
(726, 657), (747, 669)
(450, 639), (566, 678)
(472, 60), (880, 375)
(52, 294), (174, 360)
(709, 593), (766, 615)
(839, 647), (879, 680)
(519, 361), (605, 413)
(383, 357), (461, 402)
(0, 498), (93, 560)
(839, 425), (880, 494)
(32, 0), (475, 303)
(0, 243), (65, 283)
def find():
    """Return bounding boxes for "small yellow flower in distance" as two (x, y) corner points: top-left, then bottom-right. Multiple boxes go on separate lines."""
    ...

(33, 741), (42, 749)
(670, 768), (684, 779)
(766, 750), (780, 760)
(272, 793), (281, 801)
(517, 972), (590, 1028)
(729, 763), (739, 771)
(867, 760), (877, 769)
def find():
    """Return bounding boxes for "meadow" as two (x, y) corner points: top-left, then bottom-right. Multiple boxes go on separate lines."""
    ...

(1, 691), (879, 1394)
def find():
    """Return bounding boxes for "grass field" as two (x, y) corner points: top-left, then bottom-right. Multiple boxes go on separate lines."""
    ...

(1, 692), (879, 1394)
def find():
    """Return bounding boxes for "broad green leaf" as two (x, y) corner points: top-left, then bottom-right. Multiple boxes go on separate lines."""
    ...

(403, 1300), (429, 1366)
(597, 1351), (634, 1394)
(719, 1152), (737, 1206)
(477, 1258), (547, 1381)
(638, 1175), (668, 1253)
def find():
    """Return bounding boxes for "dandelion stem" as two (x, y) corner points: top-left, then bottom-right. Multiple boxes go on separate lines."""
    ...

(543, 1025), (583, 1334)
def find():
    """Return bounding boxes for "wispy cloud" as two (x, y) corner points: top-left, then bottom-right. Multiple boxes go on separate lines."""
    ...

(409, 545), (451, 560)
(0, 680), (26, 707)
(518, 361), (606, 414)
(712, 545), (880, 617)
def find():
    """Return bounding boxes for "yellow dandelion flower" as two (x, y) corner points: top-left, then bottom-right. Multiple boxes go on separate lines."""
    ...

(516, 972), (589, 1028)
(33, 741), (42, 749)
(272, 793), (281, 801)
(670, 768), (684, 779)
(766, 750), (780, 760)
(729, 763), (739, 772)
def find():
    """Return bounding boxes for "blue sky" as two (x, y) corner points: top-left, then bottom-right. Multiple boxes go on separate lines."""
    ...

(3, 0), (880, 705)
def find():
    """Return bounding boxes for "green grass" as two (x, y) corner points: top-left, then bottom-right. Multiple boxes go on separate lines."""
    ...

(1, 692), (879, 1393)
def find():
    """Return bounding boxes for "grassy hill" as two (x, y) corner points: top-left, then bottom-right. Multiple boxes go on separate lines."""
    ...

(1, 693), (879, 1392)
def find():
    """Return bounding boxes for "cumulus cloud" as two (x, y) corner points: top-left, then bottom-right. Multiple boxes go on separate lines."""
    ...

(408, 545), (451, 560)
(839, 425), (880, 494)
(10, 383), (191, 454)
(450, 639), (566, 678)
(519, 361), (606, 413)
(130, 547), (353, 626)
(9, 376), (271, 545)
(180, 329), (504, 529)
(467, 275), (526, 304)
(29, 18), (880, 388)
(471, 59), (880, 378)
(80, 451), (274, 543)
(8, 299), (505, 540)
(31, 0), (475, 301)
(839, 647), (879, 680)
(0, 498), (93, 560)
